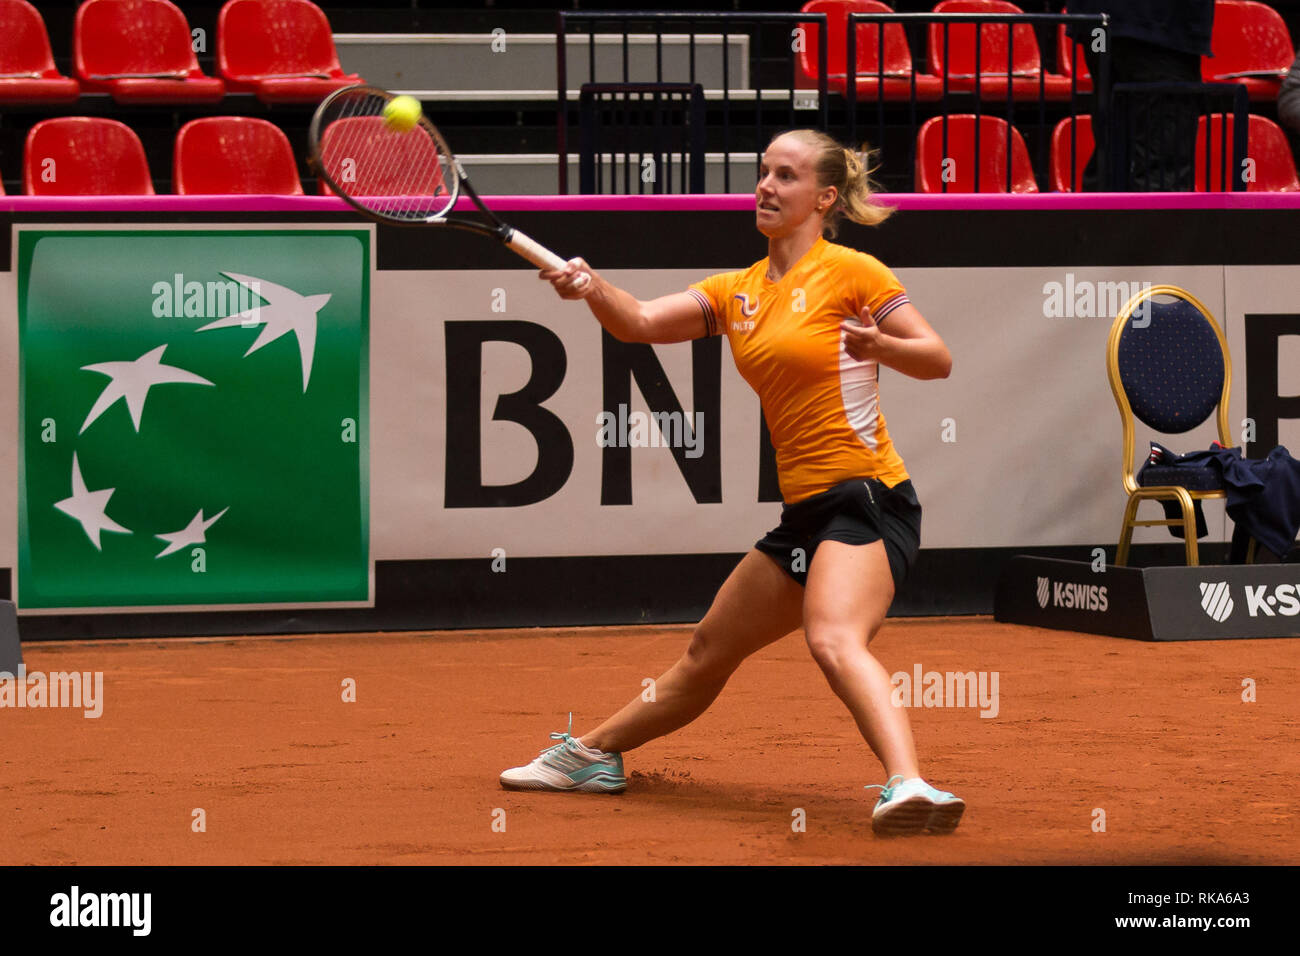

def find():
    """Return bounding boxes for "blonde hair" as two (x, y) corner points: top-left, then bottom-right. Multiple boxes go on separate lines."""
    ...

(776, 129), (894, 237)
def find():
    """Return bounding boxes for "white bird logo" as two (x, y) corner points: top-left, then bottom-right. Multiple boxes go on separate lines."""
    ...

(52, 452), (132, 550)
(196, 271), (331, 392)
(80, 344), (214, 434)
(155, 507), (229, 558)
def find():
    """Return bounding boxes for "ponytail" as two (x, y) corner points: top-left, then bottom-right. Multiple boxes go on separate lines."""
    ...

(836, 145), (893, 233)
(777, 130), (895, 237)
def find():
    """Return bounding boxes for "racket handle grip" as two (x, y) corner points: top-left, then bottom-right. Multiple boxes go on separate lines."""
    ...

(506, 229), (591, 290)
(506, 228), (566, 270)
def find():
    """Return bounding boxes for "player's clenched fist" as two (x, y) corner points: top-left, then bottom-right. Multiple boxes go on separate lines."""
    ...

(542, 257), (595, 300)
(840, 306), (886, 362)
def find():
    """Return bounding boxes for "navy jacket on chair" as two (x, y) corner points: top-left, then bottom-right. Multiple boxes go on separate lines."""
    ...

(1137, 442), (1300, 561)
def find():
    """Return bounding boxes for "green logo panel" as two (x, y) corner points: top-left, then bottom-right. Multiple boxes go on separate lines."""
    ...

(17, 229), (370, 609)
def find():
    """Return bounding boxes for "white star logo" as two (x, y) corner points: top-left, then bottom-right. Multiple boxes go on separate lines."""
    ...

(52, 452), (132, 550)
(196, 272), (330, 392)
(80, 344), (215, 434)
(155, 506), (229, 558)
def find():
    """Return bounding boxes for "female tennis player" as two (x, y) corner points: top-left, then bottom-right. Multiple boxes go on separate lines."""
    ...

(500, 129), (963, 835)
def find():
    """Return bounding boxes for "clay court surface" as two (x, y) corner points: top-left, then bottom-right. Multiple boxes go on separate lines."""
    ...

(4, 616), (1297, 866)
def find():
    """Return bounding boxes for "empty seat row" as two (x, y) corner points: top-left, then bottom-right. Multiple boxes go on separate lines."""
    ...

(917, 112), (1300, 193)
(7, 115), (446, 197)
(9, 116), (303, 195)
(8, 112), (1297, 197)
(799, 0), (1296, 103)
(0, 0), (359, 105)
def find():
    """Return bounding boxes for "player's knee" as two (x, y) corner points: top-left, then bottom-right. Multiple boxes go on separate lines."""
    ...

(804, 627), (858, 676)
(681, 624), (742, 685)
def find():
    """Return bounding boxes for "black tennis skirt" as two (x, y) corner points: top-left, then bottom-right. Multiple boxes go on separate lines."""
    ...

(755, 477), (922, 589)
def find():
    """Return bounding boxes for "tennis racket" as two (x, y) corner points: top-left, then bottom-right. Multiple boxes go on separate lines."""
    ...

(308, 84), (589, 287)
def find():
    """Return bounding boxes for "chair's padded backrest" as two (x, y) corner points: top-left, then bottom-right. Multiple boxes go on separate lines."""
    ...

(1117, 296), (1224, 433)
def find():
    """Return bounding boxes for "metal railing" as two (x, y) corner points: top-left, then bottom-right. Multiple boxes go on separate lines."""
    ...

(578, 82), (706, 194)
(558, 10), (829, 194)
(556, 11), (1262, 195)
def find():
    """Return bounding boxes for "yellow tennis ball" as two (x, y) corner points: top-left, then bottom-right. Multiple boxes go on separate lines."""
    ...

(382, 95), (422, 133)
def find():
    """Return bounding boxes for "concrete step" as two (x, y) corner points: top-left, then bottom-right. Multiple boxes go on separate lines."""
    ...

(335, 32), (750, 94)
(460, 151), (760, 195)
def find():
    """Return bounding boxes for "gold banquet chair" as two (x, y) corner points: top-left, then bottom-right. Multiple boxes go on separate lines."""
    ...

(1106, 284), (1257, 566)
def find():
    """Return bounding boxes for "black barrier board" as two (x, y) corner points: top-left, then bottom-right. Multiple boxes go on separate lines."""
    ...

(1145, 565), (1300, 641)
(996, 557), (1300, 641)
(995, 556), (1151, 639)
(0, 601), (20, 672)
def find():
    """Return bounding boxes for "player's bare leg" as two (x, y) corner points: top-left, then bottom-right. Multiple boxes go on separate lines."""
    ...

(578, 549), (804, 753)
(803, 539), (964, 833)
(801, 539), (917, 777)
(500, 549), (803, 792)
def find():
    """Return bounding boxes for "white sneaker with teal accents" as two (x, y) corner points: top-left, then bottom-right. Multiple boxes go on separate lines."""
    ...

(867, 774), (965, 835)
(499, 715), (626, 794)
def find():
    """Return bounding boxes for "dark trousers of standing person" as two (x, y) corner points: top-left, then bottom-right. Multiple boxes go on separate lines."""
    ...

(1081, 38), (1203, 191)
(1278, 53), (1300, 167)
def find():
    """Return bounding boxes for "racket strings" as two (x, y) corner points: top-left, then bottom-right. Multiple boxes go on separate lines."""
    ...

(315, 88), (456, 221)
(400, 120), (446, 220)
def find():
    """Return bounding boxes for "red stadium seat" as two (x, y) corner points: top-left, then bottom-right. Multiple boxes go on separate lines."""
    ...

(1049, 114), (1094, 192)
(174, 117), (304, 195)
(1053, 20), (1092, 94)
(797, 0), (943, 101)
(1202, 0), (1294, 102)
(928, 0), (1068, 99)
(218, 0), (361, 104)
(24, 118), (155, 195)
(1196, 113), (1300, 192)
(915, 114), (1038, 192)
(0, 0), (81, 104)
(74, 0), (225, 104)
(315, 115), (447, 197)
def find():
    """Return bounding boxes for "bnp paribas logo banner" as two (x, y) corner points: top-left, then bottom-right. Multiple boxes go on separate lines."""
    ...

(16, 227), (371, 610)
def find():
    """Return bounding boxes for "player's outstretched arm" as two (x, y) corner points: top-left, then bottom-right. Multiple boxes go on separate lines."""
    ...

(542, 258), (708, 344)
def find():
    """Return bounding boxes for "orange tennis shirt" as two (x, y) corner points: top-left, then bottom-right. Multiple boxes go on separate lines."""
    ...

(687, 237), (912, 504)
